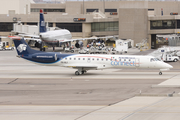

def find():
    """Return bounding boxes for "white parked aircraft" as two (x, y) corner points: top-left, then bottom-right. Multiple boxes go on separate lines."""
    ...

(12, 36), (173, 75)
(19, 9), (113, 49)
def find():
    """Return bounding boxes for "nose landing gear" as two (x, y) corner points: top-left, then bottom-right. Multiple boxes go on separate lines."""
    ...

(159, 71), (162, 75)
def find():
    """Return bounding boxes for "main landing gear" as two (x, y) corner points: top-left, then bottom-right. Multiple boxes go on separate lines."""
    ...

(159, 71), (162, 75)
(75, 70), (87, 75)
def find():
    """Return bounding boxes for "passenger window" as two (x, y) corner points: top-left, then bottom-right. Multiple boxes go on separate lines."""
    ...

(92, 58), (94, 60)
(102, 58), (103, 61)
(65, 58), (67, 60)
(124, 59), (126, 61)
(119, 59), (121, 61)
(83, 58), (85, 60)
(106, 59), (108, 61)
(78, 58), (80, 60)
(129, 59), (131, 61)
(74, 58), (76, 60)
(97, 58), (99, 61)
(110, 59), (112, 61)
(70, 58), (71, 60)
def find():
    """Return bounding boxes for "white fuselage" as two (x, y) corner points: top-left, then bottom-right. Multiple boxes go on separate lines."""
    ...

(39, 29), (72, 43)
(36, 54), (173, 71)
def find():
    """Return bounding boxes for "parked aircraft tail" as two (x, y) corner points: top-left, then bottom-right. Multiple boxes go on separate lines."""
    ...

(39, 9), (46, 33)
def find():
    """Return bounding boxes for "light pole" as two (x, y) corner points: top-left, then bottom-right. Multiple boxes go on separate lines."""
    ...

(83, 0), (84, 14)
(103, 0), (105, 14)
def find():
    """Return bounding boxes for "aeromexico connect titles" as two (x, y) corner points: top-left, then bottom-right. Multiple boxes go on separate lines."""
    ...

(12, 36), (173, 75)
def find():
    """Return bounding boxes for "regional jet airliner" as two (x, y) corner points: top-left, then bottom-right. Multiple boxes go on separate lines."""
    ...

(12, 36), (173, 75)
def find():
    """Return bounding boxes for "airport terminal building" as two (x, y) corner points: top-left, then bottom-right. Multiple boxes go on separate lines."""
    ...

(1, 0), (180, 48)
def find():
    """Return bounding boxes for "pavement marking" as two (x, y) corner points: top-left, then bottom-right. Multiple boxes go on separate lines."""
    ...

(119, 97), (169, 120)
(7, 78), (18, 84)
(154, 74), (180, 87)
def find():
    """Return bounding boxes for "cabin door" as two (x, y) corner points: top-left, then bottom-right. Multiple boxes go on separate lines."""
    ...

(135, 58), (140, 67)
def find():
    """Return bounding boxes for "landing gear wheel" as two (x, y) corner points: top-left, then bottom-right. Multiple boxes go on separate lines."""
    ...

(82, 71), (84, 74)
(75, 71), (79, 75)
(159, 72), (162, 75)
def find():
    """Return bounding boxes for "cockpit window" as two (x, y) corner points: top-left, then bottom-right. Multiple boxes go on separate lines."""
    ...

(155, 58), (161, 61)
(150, 58), (154, 62)
(151, 58), (161, 62)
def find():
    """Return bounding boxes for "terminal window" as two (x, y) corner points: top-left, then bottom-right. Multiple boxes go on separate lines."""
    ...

(44, 9), (65, 12)
(105, 9), (117, 12)
(91, 22), (118, 32)
(27, 23), (38, 25)
(31, 8), (40, 12)
(0, 23), (13, 32)
(56, 23), (82, 32)
(177, 20), (180, 29)
(150, 20), (175, 29)
(86, 9), (99, 12)
(31, 9), (65, 12)
(49, 23), (53, 27)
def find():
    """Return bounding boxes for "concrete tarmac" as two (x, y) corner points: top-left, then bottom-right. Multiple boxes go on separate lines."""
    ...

(1, 50), (180, 120)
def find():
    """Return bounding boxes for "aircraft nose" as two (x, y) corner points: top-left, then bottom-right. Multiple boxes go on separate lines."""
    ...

(39, 33), (47, 39)
(166, 63), (173, 69)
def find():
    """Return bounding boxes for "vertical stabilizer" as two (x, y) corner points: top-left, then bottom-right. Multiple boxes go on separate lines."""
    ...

(39, 9), (46, 33)
(11, 36), (41, 55)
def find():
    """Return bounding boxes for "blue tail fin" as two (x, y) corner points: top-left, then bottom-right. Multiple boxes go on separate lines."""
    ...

(39, 9), (46, 33)
(12, 37), (41, 55)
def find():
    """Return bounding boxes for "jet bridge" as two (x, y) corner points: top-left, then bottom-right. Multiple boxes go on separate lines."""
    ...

(12, 23), (39, 35)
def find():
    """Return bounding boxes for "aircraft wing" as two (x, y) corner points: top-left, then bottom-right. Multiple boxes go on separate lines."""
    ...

(24, 38), (41, 42)
(18, 34), (39, 38)
(71, 36), (114, 41)
(0, 36), (8, 38)
(18, 34), (41, 42)
(63, 64), (97, 70)
(58, 36), (114, 43)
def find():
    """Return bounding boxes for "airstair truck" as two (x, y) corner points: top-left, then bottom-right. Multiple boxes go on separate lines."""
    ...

(159, 47), (179, 62)
(161, 53), (179, 62)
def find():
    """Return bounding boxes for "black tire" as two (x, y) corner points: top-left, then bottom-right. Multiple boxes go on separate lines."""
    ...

(159, 72), (162, 75)
(75, 71), (79, 75)
(173, 59), (178, 62)
(71, 50), (74, 53)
